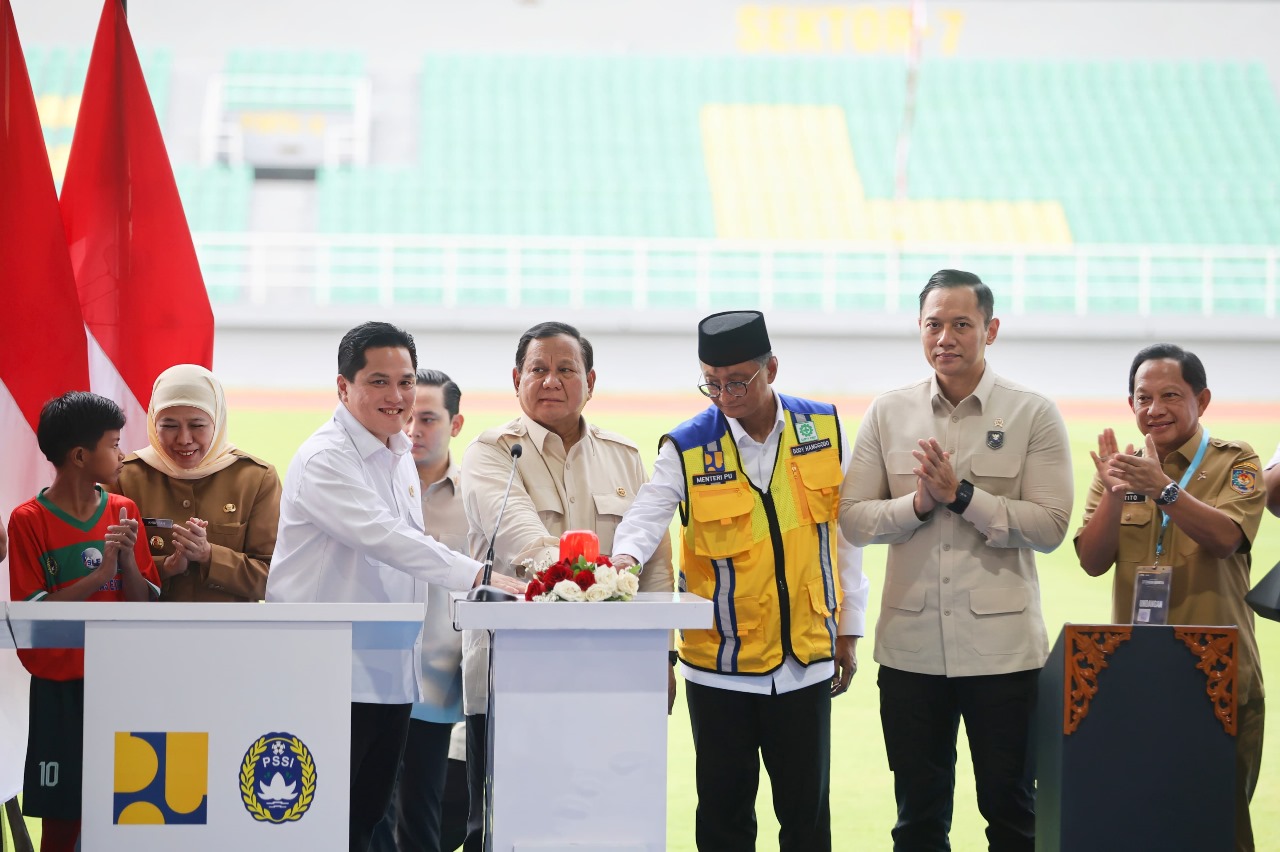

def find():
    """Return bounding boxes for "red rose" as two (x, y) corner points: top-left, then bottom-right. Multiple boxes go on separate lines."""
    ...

(542, 562), (574, 585)
(594, 554), (612, 567)
(573, 569), (595, 592)
(524, 579), (545, 601)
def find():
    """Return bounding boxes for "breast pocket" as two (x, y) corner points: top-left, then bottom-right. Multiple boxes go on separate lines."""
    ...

(206, 522), (245, 550)
(793, 456), (843, 524)
(969, 453), (1022, 494)
(887, 451), (917, 492)
(690, 484), (755, 560)
(526, 480), (565, 530)
(968, 586), (1029, 656)
(1118, 504), (1156, 564)
(592, 492), (631, 551)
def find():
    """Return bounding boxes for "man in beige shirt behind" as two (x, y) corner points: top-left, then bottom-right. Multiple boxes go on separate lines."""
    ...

(459, 320), (673, 852)
(840, 270), (1073, 851)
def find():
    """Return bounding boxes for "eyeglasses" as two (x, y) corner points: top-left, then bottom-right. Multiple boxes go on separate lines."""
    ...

(697, 368), (762, 399)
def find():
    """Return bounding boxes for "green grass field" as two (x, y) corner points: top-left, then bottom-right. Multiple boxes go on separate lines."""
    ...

(12, 396), (1278, 850)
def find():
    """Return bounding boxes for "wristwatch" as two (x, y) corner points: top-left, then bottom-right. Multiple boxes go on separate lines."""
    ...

(946, 479), (975, 515)
(1154, 481), (1180, 506)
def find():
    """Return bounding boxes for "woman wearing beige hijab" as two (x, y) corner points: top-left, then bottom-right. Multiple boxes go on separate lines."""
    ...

(111, 364), (281, 602)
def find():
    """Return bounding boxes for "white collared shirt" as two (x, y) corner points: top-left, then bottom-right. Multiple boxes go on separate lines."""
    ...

(266, 404), (482, 704)
(612, 390), (869, 695)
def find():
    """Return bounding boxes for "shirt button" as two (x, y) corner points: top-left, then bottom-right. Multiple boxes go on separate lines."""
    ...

(951, 416), (959, 423)
(182, 499), (191, 508)
(1123, 514), (1131, 521)
(944, 609), (951, 616)
(943, 577), (950, 584)
(947, 448), (955, 455)
(569, 497), (575, 503)
(943, 544), (951, 551)
(945, 511), (952, 518)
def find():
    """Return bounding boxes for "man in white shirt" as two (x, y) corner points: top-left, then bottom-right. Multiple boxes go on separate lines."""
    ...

(612, 310), (868, 852)
(266, 323), (524, 852)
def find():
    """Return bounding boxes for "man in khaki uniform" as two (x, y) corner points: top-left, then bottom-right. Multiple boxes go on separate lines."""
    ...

(841, 270), (1073, 851)
(459, 320), (673, 852)
(1076, 343), (1265, 852)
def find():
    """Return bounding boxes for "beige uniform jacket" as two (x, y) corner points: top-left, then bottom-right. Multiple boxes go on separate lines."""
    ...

(1074, 426), (1266, 703)
(840, 367), (1073, 677)
(459, 414), (674, 714)
(112, 450), (281, 602)
(417, 459), (468, 718)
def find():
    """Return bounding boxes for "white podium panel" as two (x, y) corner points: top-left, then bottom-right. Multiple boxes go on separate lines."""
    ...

(455, 593), (712, 852)
(7, 601), (424, 852)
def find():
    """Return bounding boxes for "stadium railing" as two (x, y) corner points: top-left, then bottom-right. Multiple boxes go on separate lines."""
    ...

(191, 232), (1278, 318)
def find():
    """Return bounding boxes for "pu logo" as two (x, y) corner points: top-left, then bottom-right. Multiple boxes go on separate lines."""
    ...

(113, 732), (209, 824)
(704, 449), (725, 473)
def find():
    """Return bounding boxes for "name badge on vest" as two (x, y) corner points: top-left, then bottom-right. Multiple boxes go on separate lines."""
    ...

(1132, 565), (1172, 625)
(986, 430), (1004, 450)
(1123, 492), (1146, 503)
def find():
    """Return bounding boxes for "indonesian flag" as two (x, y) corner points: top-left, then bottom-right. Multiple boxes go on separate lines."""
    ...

(61, 0), (214, 453)
(0, 0), (91, 799)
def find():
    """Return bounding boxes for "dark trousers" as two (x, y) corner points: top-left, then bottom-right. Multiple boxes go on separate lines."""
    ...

(462, 714), (487, 852)
(685, 679), (832, 852)
(878, 665), (1038, 852)
(350, 702), (413, 852)
(370, 719), (464, 852)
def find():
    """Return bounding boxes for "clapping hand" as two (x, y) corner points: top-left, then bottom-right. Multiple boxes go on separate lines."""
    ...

(171, 517), (212, 565)
(912, 438), (959, 505)
(1106, 434), (1172, 499)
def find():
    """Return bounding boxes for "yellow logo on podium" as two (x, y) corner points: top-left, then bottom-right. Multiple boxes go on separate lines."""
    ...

(113, 732), (209, 824)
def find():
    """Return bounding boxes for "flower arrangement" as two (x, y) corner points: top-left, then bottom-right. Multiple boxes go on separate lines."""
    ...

(523, 554), (641, 602)
(521, 529), (641, 602)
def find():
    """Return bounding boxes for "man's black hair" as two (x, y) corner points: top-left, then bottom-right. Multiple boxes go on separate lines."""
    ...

(918, 269), (995, 326)
(514, 321), (594, 372)
(338, 322), (418, 380)
(416, 368), (462, 419)
(1129, 343), (1208, 396)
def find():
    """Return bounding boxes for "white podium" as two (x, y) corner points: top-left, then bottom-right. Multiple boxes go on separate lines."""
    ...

(5, 600), (424, 852)
(454, 592), (712, 852)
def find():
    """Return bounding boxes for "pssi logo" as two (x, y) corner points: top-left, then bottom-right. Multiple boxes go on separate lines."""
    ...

(113, 731), (209, 824)
(240, 732), (318, 823)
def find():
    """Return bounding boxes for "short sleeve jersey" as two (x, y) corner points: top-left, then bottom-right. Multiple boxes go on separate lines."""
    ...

(8, 487), (160, 680)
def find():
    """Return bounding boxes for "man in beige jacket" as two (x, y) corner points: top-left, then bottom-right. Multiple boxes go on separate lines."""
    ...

(459, 320), (673, 852)
(840, 270), (1073, 852)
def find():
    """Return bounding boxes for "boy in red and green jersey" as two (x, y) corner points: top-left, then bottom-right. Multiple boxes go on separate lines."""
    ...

(6, 392), (159, 852)
(9, 487), (160, 678)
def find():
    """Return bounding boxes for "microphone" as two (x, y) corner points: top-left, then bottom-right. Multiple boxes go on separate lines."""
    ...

(467, 442), (523, 602)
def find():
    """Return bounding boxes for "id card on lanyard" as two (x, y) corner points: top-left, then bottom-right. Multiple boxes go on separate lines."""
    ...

(1131, 430), (1210, 625)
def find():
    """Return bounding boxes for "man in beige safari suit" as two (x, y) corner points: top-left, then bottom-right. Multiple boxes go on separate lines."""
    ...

(459, 320), (673, 852)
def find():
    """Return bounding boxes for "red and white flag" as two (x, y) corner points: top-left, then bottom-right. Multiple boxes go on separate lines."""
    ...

(0, 0), (92, 800)
(61, 0), (214, 453)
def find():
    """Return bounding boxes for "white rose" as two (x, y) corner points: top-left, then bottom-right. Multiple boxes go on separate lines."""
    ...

(553, 580), (586, 602)
(592, 569), (617, 596)
(584, 583), (612, 602)
(594, 564), (618, 583)
(614, 572), (639, 599)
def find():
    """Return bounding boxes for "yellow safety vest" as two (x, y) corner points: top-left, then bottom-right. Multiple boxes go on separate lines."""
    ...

(665, 395), (843, 674)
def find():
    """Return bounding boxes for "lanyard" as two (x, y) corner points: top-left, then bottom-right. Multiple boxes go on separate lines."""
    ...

(1154, 429), (1210, 563)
